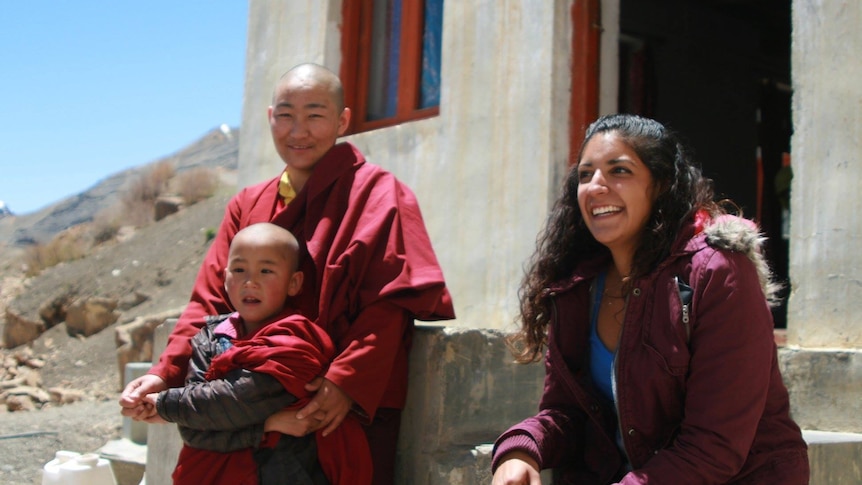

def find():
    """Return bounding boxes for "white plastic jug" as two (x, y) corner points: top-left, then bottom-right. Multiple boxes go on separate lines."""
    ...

(42, 451), (117, 485)
(41, 450), (80, 485)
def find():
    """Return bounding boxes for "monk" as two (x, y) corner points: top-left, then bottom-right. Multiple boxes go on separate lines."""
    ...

(120, 63), (455, 484)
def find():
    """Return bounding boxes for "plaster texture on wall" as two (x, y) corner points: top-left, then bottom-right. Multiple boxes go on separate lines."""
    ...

(780, 348), (862, 433)
(395, 325), (544, 484)
(239, 1), (575, 329)
(400, 0), (572, 329)
(788, 0), (862, 348)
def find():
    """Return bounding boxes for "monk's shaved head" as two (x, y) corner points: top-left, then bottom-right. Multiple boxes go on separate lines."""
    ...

(273, 63), (344, 111)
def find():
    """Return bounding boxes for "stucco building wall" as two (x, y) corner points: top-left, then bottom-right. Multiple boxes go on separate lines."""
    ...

(238, 0), (575, 331)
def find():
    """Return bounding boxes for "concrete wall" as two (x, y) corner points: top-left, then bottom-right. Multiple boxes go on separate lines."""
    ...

(239, 0), (575, 330)
(780, 349), (862, 433)
(395, 325), (544, 484)
(788, 0), (862, 350)
(771, 0), (862, 440)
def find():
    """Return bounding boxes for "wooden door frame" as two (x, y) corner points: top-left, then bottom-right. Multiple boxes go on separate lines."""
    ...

(570, 0), (602, 165)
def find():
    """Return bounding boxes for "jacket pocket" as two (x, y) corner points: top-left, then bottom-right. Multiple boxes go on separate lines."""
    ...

(642, 276), (692, 376)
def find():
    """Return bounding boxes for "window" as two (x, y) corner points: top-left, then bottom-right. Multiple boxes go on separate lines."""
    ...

(341, 0), (443, 133)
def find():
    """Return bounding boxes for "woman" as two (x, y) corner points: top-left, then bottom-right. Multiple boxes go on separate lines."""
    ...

(491, 114), (808, 484)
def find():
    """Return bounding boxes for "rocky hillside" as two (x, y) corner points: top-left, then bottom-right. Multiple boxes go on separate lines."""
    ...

(0, 124), (250, 483)
(0, 125), (242, 383)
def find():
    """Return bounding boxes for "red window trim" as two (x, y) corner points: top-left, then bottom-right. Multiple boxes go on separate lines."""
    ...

(340, 0), (440, 135)
(569, 0), (601, 165)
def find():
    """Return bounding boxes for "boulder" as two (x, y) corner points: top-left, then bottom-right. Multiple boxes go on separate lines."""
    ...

(2, 385), (51, 404)
(154, 195), (184, 222)
(48, 386), (84, 404)
(114, 306), (184, 389)
(38, 292), (76, 328)
(3, 308), (45, 348)
(118, 291), (149, 311)
(65, 296), (120, 337)
(4, 394), (36, 412)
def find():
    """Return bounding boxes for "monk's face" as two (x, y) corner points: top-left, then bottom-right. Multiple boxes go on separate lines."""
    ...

(268, 74), (350, 178)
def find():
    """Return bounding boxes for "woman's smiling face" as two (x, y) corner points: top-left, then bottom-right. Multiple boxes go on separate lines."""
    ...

(576, 131), (657, 261)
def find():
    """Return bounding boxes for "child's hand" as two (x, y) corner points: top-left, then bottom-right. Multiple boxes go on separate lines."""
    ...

(137, 394), (166, 423)
(143, 412), (167, 424)
(143, 393), (159, 406)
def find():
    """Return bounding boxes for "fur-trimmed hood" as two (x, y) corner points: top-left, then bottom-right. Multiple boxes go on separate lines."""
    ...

(702, 215), (782, 306)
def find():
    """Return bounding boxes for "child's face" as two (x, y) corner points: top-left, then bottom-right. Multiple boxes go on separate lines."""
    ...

(224, 237), (302, 329)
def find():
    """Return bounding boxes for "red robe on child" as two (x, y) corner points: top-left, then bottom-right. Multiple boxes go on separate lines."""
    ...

(171, 313), (372, 485)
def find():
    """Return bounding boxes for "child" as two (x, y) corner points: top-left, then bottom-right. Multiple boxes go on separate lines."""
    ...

(145, 222), (371, 485)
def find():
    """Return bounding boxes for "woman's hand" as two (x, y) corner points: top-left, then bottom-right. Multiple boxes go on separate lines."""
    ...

(491, 451), (542, 485)
(264, 408), (318, 437)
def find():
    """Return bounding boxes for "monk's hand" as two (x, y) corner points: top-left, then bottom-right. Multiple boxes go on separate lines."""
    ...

(264, 408), (317, 437)
(296, 377), (353, 437)
(119, 374), (166, 421)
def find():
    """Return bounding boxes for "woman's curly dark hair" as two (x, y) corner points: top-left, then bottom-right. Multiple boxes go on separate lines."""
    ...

(509, 114), (719, 362)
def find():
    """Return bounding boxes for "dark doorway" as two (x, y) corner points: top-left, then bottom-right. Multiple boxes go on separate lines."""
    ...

(618, 0), (792, 327)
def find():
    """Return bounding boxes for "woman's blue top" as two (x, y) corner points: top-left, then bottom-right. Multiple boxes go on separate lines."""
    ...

(589, 271), (615, 402)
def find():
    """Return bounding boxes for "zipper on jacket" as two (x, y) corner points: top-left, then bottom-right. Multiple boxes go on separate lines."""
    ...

(674, 275), (693, 344)
(611, 293), (632, 466)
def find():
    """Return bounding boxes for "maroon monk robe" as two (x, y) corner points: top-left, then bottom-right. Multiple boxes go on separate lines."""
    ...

(152, 140), (454, 421)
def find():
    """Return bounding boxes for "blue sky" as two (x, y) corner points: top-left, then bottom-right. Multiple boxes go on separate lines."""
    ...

(0, 2), (248, 215)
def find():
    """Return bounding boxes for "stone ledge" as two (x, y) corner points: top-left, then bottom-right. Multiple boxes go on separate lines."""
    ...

(137, 322), (862, 485)
(99, 438), (146, 485)
(803, 430), (862, 485)
(779, 348), (862, 432)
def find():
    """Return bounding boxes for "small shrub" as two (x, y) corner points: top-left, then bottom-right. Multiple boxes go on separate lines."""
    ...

(121, 161), (175, 226)
(150, 161), (176, 194)
(175, 167), (219, 205)
(90, 208), (123, 244)
(203, 227), (217, 244)
(24, 233), (88, 276)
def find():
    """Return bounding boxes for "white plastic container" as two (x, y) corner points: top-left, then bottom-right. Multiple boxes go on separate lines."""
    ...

(41, 450), (81, 485)
(42, 451), (117, 485)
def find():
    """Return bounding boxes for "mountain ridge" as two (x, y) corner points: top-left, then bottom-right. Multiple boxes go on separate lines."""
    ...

(0, 125), (239, 248)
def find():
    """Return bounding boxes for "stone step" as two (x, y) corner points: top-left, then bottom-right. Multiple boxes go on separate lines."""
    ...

(98, 438), (146, 485)
(457, 432), (862, 485)
(804, 430), (862, 485)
